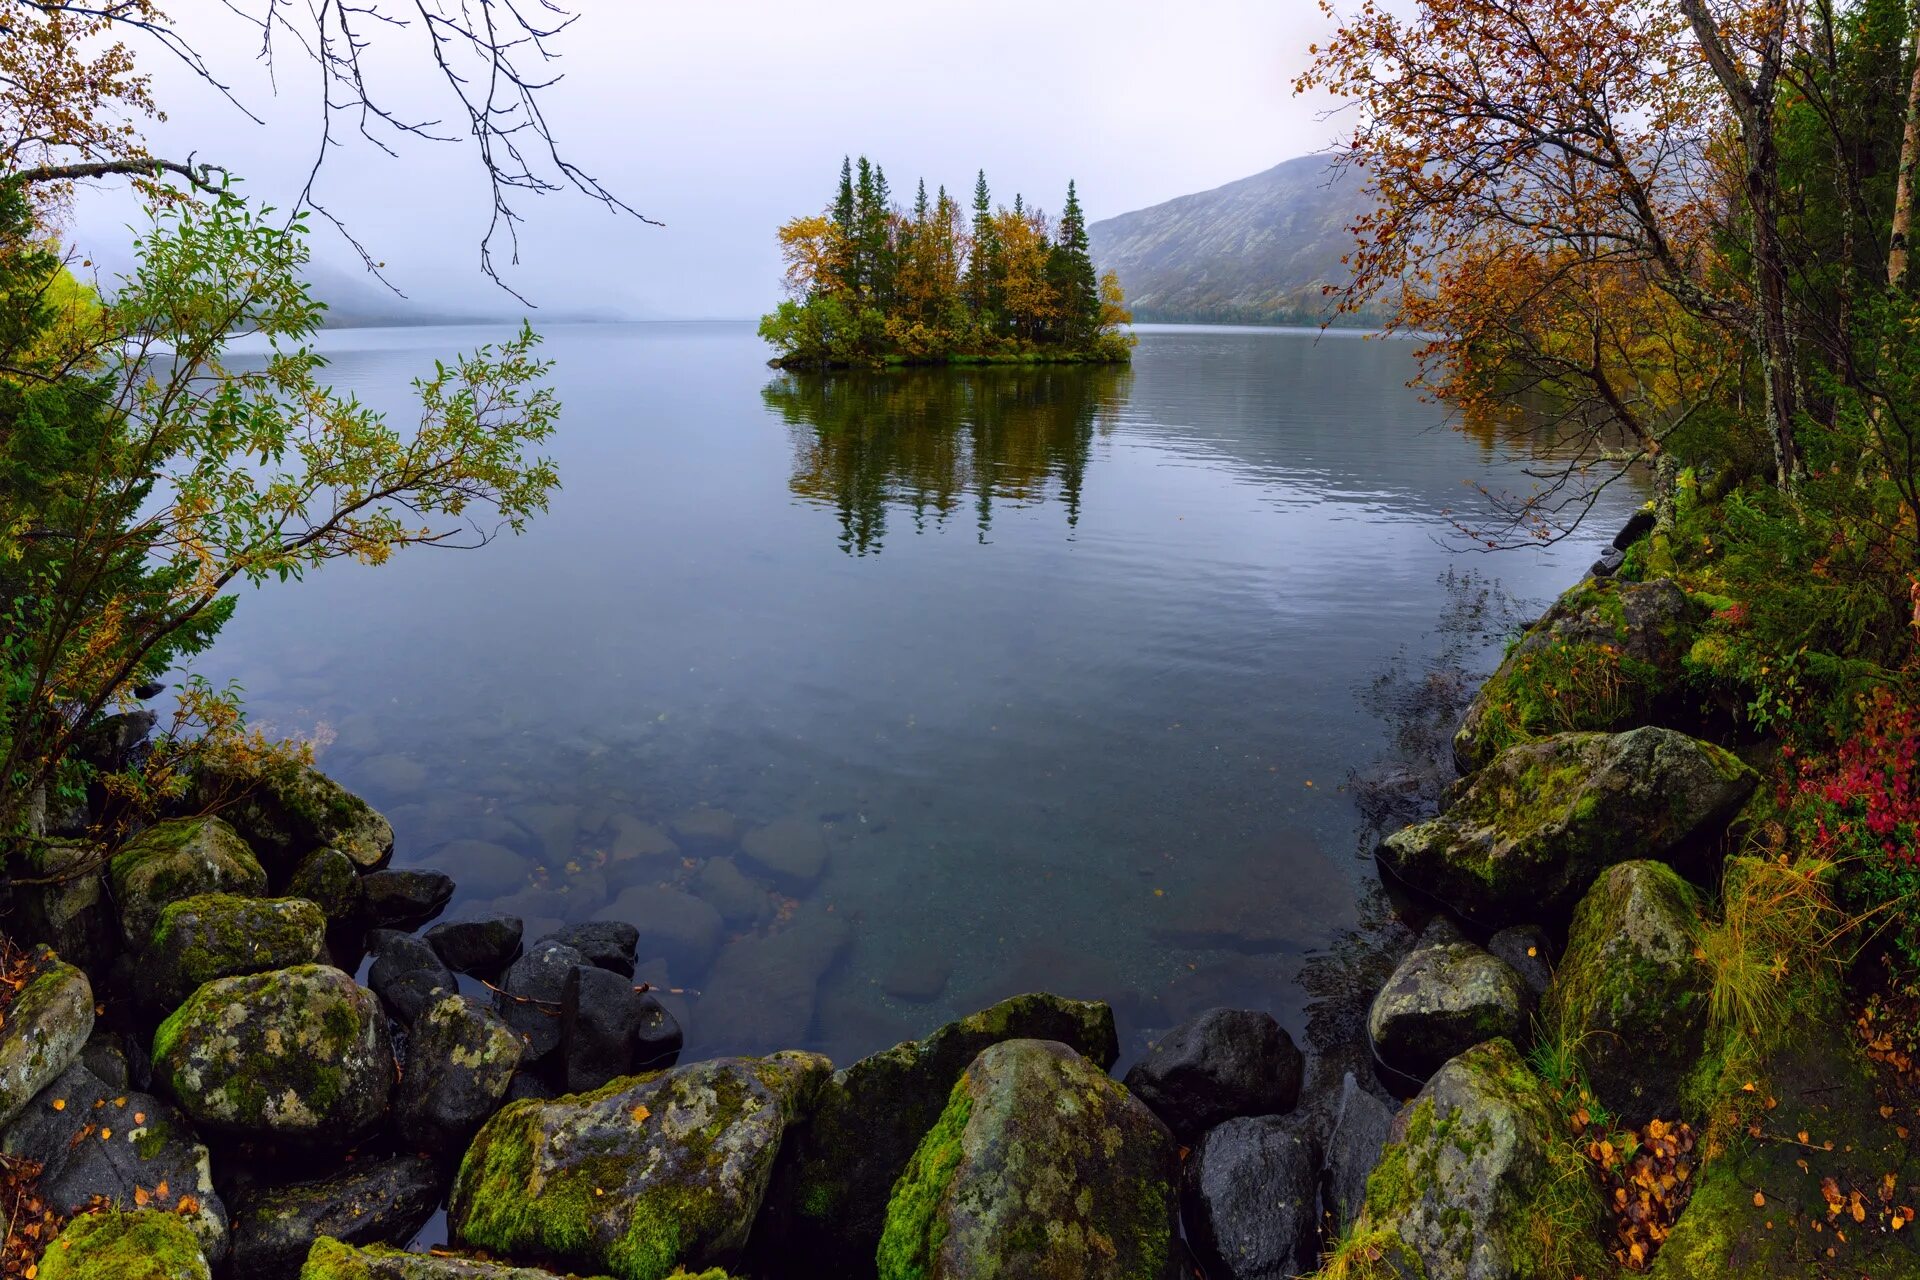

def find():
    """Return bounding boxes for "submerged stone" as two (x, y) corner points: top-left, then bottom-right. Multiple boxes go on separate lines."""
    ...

(152, 964), (391, 1145)
(758, 992), (1118, 1278)
(448, 1052), (831, 1280)
(737, 817), (830, 890)
(1380, 726), (1754, 926)
(875, 1038), (1178, 1280)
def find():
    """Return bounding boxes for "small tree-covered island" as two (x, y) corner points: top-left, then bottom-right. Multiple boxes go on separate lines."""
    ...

(757, 157), (1134, 368)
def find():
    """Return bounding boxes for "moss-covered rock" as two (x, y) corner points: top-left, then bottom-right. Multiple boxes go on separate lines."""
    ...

(300, 1239), (623, 1278)
(0, 948), (94, 1130)
(876, 1037), (1178, 1280)
(109, 818), (267, 949)
(37, 1208), (210, 1280)
(1380, 726), (1754, 926)
(288, 848), (362, 922)
(448, 1051), (831, 1280)
(1647, 1031), (1920, 1279)
(12, 838), (117, 972)
(1357, 1038), (1608, 1280)
(1455, 576), (1700, 771)
(194, 758), (393, 871)
(757, 992), (1119, 1277)
(395, 993), (522, 1148)
(151, 964), (390, 1144)
(1545, 860), (1711, 1128)
(139, 894), (327, 1013)
(1367, 942), (1533, 1082)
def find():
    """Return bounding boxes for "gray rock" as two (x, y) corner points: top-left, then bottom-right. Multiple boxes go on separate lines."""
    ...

(140, 895), (327, 1017)
(633, 993), (684, 1073)
(1487, 924), (1554, 1001)
(287, 848), (360, 922)
(11, 838), (117, 971)
(591, 885), (723, 978)
(494, 939), (585, 1062)
(1183, 1113), (1320, 1280)
(1381, 726), (1756, 926)
(1367, 941), (1533, 1082)
(366, 929), (453, 997)
(396, 993), (523, 1148)
(541, 921), (638, 977)
(425, 915), (523, 977)
(1545, 859), (1711, 1126)
(230, 1154), (441, 1280)
(152, 964), (391, 1145)
(1122, 1008), (1304, 1140)
(109, 817), (267, 949)
(1324, 1071), (1394, 1232)
(759, 993), (1119, 1277)
(560, 963), (643, 1092)
(876, 1039), (1179, 1280)
(0, 948), (93, 1131)
(79, 1028), (129, 1089)
(359, 869), (455, 930)
(738, 817), (830, 890)
(3, 1061), (228, 1259)
(449, 1052), (832, 1277)
(1590, 545), (1627, 578)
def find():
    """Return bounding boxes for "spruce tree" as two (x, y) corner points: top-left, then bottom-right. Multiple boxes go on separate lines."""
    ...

(967, 169), (1001, 333)
(1049, 180), (1100, 346)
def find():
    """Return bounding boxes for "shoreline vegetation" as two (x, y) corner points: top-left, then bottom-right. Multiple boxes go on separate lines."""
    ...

(757, 156), (1134, 370)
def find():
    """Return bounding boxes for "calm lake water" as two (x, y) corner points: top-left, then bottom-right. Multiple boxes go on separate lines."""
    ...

(202, 321), (1636, 1065)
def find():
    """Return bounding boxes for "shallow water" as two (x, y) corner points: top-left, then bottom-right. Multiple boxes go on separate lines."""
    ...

(201, 321), (1638, 1064)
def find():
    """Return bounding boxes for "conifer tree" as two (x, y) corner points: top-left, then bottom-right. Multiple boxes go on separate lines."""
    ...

(967, 170), (1001, 333)
(1048, 180), (1100, 346)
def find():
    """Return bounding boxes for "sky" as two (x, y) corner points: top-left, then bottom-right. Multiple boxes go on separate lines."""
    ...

(69, 1), (1357, 320)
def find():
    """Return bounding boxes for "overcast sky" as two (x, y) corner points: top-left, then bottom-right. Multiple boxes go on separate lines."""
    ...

(69, 2), (1355, 320)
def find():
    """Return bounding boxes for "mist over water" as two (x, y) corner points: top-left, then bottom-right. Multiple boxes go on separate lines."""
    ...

(198, 322), (1638, 1065)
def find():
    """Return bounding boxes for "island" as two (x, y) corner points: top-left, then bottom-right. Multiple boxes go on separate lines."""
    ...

(758, 157), (1134, 369)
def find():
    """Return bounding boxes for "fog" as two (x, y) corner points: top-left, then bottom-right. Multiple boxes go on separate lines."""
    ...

(66, 1), (1354, 321)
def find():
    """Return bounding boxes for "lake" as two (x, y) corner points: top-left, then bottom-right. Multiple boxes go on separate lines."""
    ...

(202, 321), (1637, 1067)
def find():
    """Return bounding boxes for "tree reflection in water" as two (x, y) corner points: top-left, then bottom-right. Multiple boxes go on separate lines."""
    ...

(765, 364), (1133, 554)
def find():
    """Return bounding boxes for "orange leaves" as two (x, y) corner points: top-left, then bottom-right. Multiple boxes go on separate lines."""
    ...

(1587, 1115), (1697, 1271)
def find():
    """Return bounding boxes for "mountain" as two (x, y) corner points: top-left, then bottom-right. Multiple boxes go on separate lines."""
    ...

(1088, 154), (1381, 327)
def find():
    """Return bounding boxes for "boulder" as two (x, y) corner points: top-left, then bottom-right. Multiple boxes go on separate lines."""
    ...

(426, 915), (523, 977)
(396, 993), (523, 1148)
(231, 1155), (442, 1280)
(1486, 925), (1554, 1001)
(875, 1038), (1178, 1280)
(1122, 1008), (1304, 1140)
(560, 964), (644, 1092)
(1356, 1038), (1607, 1280)
(37, 1209), (209, 1280)
(287, 849), (361, 923)
(12, 838), (117, 971)
(737, 817), (830, 891)
(3, 1061), (228, 1259)
(1380, 726), (1755, 926)
(449, 1052), (831, 1280)
(194, 758), (394, 871)
(1544, 860), (1710, 1126)
(152, 964), (391, 1145)
(632, 994), (684, 1073)
(1454, 577), (1701, 771)
(693, 909), (849, 1052)
(300, 1239), (626, 1278)
(1367, 942), (1533, 1082)
(109, 818), (267, 949)
(0, 948), (93, 1130)
(1324, 1072), (1394, 1232)
(542, 921), (638, 977)
(494, 939), (585, 1062)
(139, 895), (327, 1013)
(358, 870), (455, 930)
(759, 993), (1118, 1277)
(1182, 1113), (1320, 1280)
(590, 887), (723, 979)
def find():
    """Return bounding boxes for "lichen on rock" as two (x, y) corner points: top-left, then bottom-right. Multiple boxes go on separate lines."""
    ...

(139, 894), (327, 1013)
(37, 1208), (211, 1280)
(0, 948), (94, 1131)
(109, 818), (267, 950)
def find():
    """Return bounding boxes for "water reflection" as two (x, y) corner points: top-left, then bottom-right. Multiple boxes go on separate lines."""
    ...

(767, 364), (1133, 554)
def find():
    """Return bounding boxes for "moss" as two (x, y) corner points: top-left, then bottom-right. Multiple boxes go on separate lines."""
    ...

(39, 1209), (209, 1280)
(875, 1073), (975, 1280)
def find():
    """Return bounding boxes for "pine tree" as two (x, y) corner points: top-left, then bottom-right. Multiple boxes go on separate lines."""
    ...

(1048, 180), (1100, 347)
(966, 169), (1001, 333)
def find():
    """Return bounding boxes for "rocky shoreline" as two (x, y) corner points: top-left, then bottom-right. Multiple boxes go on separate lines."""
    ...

(3, 508), (1911, 1279)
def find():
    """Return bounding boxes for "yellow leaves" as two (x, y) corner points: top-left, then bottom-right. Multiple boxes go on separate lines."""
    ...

(48, 1099), (64, 1112)
(1754, 1190), (1767, 1207)
(629, 1105), (651, 1125)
